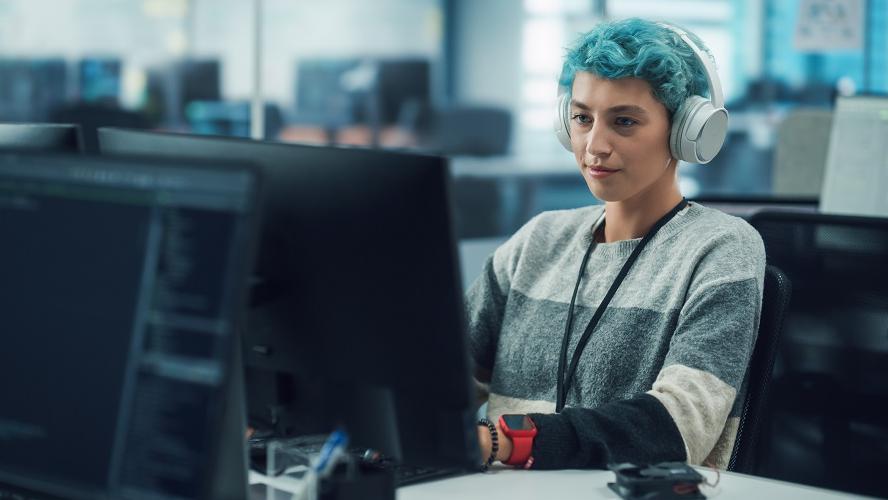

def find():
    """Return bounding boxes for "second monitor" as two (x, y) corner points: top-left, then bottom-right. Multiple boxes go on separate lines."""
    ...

(98, 128), (478, 469)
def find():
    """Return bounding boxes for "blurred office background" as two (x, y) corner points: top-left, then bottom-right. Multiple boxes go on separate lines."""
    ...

(1, 0), (885, 239)
(2, 0), (888, 496)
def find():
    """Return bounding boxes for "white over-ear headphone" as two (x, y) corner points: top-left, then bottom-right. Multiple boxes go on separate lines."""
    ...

(553, 23), (729, 164)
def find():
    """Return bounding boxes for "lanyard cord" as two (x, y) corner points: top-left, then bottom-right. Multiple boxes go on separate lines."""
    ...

(555, 198), (688, 413)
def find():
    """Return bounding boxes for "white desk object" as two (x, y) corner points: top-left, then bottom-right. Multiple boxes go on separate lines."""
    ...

(398, 467), (871, 500)
(820, 96), (888, 218)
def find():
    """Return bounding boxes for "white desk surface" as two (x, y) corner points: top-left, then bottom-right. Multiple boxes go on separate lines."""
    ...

(397, 467), (871, 500)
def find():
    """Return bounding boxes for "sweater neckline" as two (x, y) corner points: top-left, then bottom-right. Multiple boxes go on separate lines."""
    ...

(583, 202), (698, 259)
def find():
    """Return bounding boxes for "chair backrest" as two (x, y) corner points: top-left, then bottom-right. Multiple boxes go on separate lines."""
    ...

(745, 209), (888, 496)
(728, 264), (792, 473)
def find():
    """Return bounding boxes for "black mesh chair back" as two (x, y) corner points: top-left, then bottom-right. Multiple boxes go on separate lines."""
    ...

(748, 209), (888, 497)
(728, 264), (792, 473)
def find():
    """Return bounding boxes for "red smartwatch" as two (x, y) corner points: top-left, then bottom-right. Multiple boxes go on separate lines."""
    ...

(498, 414), (537, 467)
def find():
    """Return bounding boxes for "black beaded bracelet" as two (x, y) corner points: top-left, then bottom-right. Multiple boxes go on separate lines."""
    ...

(478, 418), (498, 472)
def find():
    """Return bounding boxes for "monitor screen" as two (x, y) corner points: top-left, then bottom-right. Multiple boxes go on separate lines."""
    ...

(0, 153), (259, 499)
(376, 58), (430, 125)
(0, 58), (68, 122)
(98, 128), (478, 468)
(294, 58), (363, 126)
(293, 57), (431, 127)
(820, 95), (888, 217)
(0, 123), (83, 153)
(79, 58), (122, 104)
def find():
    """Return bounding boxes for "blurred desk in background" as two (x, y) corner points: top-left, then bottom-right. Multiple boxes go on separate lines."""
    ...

(450, 156), (584, 239)
(449, 156), (816, 239)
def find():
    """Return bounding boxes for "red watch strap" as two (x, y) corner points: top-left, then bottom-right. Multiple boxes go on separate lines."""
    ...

(499, 415), (536, 466)
(505, 434), (534, 466)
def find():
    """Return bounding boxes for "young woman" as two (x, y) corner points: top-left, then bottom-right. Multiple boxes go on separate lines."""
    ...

(469, 18), (765, 470)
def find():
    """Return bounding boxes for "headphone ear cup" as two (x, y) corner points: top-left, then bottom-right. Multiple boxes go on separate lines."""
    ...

(669, 96), (728, 164)
(553, 93), (573, 152)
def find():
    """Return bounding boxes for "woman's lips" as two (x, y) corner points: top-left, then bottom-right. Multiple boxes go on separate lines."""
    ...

(586, 166), (620, 178)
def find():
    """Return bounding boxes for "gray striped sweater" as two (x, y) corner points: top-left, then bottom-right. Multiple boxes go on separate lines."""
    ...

(466, 202), (765, 469)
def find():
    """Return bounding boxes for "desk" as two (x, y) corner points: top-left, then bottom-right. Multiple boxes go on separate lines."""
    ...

(397, 467), (870, 499)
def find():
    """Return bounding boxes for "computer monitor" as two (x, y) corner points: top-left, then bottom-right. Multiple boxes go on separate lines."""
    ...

(0, 152), (261, 499)
(376, 58), (431, 126)
(97, 128), (479, 469)
(293, 57), (431, 127)
(820, 95), (888, 217)
(0, 123), (83, 152)
(0, 59), (68, 122)
(79, 58), (122, 104)
(294, 58), (363, 127)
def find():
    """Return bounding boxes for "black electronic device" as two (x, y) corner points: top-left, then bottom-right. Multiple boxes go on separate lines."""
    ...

(0, 58), (68, 122)
(375, 58), (431, 126)
(608, 462), (706, 500)
(292, 58), (431, 132)
(97, 128), (479, 473)
(0, 152), (261, 499)
(178, 59), (222, 109)
(294, 58), (362, 127)
(79, 58), (121, 104)
(0, 123), (83, 152)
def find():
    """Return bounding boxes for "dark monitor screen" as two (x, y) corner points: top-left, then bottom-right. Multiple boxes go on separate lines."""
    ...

(294, 58), (362, 126)
(79, 58), (121, 104)
(0, 153), (259, 499)
(376, 58), (430, 125)
(179, 59), (222, 108)
(0, 123), (83, 153)
(97, 128), (478, 468)
(0, 59), (68, 122)
(293, 58), (431, 127)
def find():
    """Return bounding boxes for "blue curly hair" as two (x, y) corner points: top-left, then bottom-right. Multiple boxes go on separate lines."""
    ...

(559, 18), (714, 115)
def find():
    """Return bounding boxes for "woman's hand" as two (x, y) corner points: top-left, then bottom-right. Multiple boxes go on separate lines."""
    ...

(477, 420), (513, 464)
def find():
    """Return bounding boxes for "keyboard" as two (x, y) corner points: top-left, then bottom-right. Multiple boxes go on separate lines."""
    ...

(248, 434), (468, 486)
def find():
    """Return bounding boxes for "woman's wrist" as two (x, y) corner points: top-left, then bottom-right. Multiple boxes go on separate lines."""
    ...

(477, 418), (498, 471)
(477, 419), (515, 465)
(494, 421), (513, 462)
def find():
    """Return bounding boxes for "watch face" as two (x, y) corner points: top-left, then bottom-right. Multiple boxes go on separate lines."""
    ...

(502, 414), (534, 431)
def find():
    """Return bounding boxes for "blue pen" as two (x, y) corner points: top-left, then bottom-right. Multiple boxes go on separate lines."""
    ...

(314, 429), (349, 476)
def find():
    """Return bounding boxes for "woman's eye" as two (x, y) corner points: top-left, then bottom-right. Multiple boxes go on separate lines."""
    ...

(615, 117), (637, 127)
(571, 114), (591, 124)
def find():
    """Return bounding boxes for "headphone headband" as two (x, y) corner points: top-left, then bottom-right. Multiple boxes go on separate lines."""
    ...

(655, 22), (724, 109)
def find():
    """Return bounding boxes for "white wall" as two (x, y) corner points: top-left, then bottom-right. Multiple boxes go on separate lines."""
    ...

(453, 0), (524, 108)
(0, 0), (184, 63)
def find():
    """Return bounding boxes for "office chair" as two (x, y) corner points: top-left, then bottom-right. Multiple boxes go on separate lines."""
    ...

(747, 210), (888, 497)
(727, 264), (792, 474)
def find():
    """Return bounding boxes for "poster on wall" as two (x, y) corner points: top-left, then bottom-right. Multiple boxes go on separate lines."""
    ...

(794, 0), (863, 51)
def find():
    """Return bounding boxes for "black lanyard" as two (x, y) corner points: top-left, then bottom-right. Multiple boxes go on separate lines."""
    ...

(555, 198), (688, 413)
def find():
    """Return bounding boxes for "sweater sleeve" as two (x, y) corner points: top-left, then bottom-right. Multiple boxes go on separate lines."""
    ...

(527, 225), (765, 469)
(465, 216), (539, 372)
